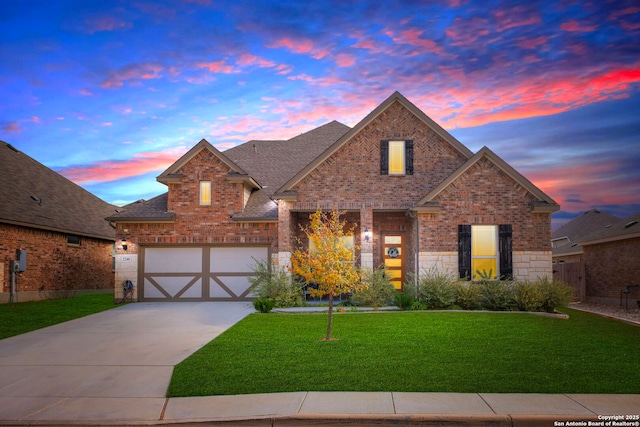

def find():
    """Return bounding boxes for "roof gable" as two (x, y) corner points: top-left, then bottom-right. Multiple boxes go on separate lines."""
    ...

(0, 141), (116, 240)
(157, 138), (250, 185)
(415, 146), (559, 212)
(274, 91), (473, 195)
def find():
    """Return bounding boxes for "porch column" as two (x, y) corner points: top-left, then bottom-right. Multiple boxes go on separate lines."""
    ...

(276, 201), (292, 268)
(360, 207), (373, 269)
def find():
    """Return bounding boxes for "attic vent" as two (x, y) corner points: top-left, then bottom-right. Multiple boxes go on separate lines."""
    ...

(571, 243), (578, 247)
(30, 195), (42, 205)
(624, 220), (638, 228)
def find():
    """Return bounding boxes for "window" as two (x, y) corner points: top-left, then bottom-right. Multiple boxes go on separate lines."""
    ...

(199, 181), (211, 205)
(389, 140), (405, 174)
(67, 234), (80, 245)
(471, 225), (497, 280)
(309, 236), (355, 254)
(458, 224), (512, 280)
(380, 140), (413, 175)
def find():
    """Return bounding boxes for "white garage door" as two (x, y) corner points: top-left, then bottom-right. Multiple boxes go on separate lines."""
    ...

(140, 245), (269, 301)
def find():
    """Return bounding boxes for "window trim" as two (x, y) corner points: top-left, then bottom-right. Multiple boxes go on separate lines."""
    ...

(471, 225), (498, 280)
(388, 140), (406, 175)
(199, 180), (212, 206)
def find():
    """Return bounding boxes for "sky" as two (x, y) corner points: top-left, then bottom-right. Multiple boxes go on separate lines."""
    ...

(1, 0), (639, 230)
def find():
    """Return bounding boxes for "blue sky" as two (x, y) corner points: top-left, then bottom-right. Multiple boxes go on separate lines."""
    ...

(1, 0), (639, 229)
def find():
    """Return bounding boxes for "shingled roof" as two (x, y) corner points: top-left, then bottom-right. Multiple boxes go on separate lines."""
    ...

(0, 141), (117, 240)
(552, 209), (620, 257)
(579, 211), (640, 246)
(107, 120), (350, 222)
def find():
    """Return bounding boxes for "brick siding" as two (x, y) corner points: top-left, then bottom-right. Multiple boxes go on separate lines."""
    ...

(583, 237), (640, 304)
(0, 223), (114, 302)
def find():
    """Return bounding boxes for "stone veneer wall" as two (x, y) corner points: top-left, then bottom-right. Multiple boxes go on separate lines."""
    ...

(418, 250), (552, 282)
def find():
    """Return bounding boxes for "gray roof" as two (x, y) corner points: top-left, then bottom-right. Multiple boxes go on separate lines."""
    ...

(552, 209), (621, 256)
(578, 211), (640, 246)
(0, 141), (117, 240)
(106, 193), (174, 222)
(108, 120), (350, 222)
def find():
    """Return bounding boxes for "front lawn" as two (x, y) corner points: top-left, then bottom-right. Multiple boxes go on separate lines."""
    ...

(0, 293), (117, 340)
(168, 309), (640, 396)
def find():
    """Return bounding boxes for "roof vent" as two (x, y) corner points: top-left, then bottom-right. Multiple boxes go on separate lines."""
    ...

(30, 195), (42, 205)
(624, 220), (638, 229)
(7, 143), (19, 152)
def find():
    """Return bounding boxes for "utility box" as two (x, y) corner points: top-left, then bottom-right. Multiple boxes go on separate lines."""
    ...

(16, 250), (27, 271)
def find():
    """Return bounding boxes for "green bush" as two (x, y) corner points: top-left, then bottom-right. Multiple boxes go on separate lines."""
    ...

(413, 267), (457, 309)
(394, 292), (416, 310)
(252, 297), (275, 313)
(248, 259), (305, 307)
(513, 280), (544, 312)
(479, 279), (516, 311)
(453, 281), (482, 310)
(351, 267), (397, 307)
(537, 276), (574, 312)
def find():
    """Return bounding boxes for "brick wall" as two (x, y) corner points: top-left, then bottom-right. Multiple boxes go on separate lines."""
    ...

(583, 237), (640, 305)
(0, 223), (114, 302)
(420, 158), (552, 253)
(291, 100), (468, 210)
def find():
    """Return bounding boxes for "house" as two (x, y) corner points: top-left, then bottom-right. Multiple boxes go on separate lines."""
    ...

(551, 209), (620, 300)
(0, 141), (117, 303)
(107, 91), (560, 302)
(579, 212), (640, 307)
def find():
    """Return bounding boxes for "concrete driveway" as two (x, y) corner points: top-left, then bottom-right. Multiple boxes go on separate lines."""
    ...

(0, 301), (254, 423)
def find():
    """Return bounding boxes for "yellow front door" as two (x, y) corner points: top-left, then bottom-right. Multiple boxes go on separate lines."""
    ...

(383, 234), (404, 291)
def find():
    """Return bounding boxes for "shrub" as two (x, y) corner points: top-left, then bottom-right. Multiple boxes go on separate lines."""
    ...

(248, 259), (305, 308)
(513, 280), (544, 312)
(453, 281), (482, 310)
(394, 292), (416, 310)
(252, 297), (275, 313)
(479, 279), (516, 311)
(537, 276), (574, 312)
(413, 267), (457, 309)
(351, 267), (396, 307)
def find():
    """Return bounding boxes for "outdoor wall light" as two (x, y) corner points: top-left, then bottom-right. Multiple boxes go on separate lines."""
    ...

(364, 227), (371, 242)
(121, 238), (128, 251)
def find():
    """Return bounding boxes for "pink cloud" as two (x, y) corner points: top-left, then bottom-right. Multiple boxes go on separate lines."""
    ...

(58, 147), (189, 184)
(196, 59), (235, 74)
(493, 6), (541, 31)
(560, 20), (598, 32)
(268, 37), (330, 60)
(387, 28), (445, 56)
(335, 53), (355, 67)
(236, 53), (276, 68)
(516, 36), (548, 50)
(2, 121), (21, 134)
(446, 16), (491, 46)
(101, 63), (164, 88)
(83, 15), (132, 34)
(79, 88), (94, 96)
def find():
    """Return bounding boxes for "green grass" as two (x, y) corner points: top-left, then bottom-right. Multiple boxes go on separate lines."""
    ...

(0, 293), (117, 340)
(168, 309), (640, 396)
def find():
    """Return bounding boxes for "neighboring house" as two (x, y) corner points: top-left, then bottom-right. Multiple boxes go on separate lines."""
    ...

(579, 212), (640, 307)
(107, 92), (560, 302)
(551, 209), (620, 300)
(0, 141), (117, 303)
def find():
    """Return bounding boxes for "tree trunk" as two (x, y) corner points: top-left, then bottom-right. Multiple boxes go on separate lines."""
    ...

(326, 293), (334, 340)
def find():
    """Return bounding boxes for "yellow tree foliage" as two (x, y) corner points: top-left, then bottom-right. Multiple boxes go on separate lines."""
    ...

(290, 210), (363, 341)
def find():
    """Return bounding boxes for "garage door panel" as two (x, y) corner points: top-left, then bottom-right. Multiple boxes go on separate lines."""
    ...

(145, 248), (202, 273)
(141, 245), (268, 301)
(210, 275), (254, 298)
(210, 247), (268, 272)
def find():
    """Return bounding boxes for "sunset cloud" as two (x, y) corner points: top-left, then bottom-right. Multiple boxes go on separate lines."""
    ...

(56, 147), (189, 184)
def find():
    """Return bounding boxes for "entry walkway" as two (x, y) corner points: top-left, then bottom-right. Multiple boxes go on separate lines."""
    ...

(0, 303), (638, 426)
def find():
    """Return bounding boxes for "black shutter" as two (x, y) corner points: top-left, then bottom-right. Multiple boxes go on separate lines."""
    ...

(499, 224), (513, 280)
(458, 225), (471, 280)
(380, 140), (389, 174)
(405, 140), (414, 175)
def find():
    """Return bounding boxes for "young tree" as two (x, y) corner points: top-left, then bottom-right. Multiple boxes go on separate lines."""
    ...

(291, 209), (363, 341)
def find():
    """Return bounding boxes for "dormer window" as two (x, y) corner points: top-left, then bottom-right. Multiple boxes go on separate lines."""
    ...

(380, 140), (413, 175)
(200, 181), (211, 206)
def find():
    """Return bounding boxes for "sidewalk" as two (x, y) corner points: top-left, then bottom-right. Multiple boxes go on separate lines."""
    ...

(2, 391), (639, 426)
